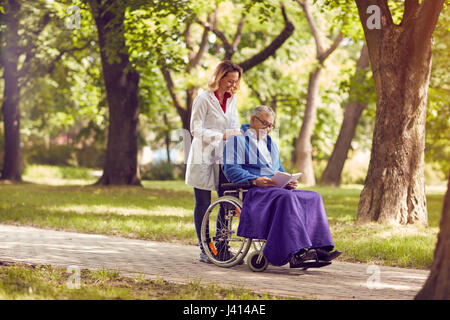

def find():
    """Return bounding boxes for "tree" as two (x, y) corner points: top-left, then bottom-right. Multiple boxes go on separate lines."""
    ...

(161, 1), (295, 132)
(319, 44), (371, 186)
(1, 0), (52, 181)
(86, 0), (141, 185)
(416, 172), (450, 299)
(1, 0), (22, 181)
(294, 0), (343, 185)
(355, 0), (445, 225)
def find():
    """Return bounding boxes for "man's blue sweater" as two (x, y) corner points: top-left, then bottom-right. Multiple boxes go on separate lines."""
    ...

(223, 124), (285, 184)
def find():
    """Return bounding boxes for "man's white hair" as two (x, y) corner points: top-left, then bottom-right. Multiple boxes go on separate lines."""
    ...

(251, 105), (276, 118)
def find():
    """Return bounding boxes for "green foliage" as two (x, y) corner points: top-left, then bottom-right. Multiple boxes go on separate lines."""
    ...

(426, 7), (450, 176)
(140, 161), (185, 181)
(1, 0), (448, 184)
(26, 144), (74, 167)
(23, 164), (93, 180)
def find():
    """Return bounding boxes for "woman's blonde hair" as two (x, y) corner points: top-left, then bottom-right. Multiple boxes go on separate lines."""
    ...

(208, 60), (243, 94)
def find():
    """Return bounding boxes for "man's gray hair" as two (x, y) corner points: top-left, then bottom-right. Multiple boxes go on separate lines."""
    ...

(251, 105), (276, 118)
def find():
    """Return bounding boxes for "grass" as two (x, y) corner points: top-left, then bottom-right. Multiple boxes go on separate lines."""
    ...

(0, 165), (445, 270)
(0, 261), (285, 300)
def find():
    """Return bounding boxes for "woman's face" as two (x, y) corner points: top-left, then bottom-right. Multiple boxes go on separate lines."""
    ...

(218, 71), (240, 93)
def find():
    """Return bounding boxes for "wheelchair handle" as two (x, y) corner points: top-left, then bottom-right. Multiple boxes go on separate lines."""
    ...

(220, 182), (253, 191)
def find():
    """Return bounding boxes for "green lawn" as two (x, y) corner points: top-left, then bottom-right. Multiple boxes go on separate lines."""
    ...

(0, 165), (445, 270)
(0, 261), (284, 300)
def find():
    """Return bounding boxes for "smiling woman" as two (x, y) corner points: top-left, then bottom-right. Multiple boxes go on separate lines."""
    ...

(185, 60), (244, 263)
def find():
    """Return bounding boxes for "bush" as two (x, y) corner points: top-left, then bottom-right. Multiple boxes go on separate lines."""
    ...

(141, 161), (184, 181)
(23, 165), (94, 181)
(25, 143), (74, 167)
(141, 161), (174, 180)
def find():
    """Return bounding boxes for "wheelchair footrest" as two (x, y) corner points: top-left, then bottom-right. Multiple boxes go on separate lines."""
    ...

(290, 260), (331, 269)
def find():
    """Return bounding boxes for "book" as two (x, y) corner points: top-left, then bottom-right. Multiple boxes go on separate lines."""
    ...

(272, 171), (303, 188)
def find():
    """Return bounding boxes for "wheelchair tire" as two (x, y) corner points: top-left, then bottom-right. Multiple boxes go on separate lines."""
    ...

(201, 196), (252, 268)
(247, 251), (269, 272)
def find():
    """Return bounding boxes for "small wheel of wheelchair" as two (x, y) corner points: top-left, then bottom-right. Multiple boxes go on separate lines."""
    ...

(247, 251), (269, 272)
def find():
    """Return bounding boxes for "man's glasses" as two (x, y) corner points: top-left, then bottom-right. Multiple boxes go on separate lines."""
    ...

(255, 116), (274, 129)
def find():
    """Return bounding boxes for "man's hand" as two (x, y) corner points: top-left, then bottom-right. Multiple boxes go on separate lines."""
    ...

(285, 180), (298, 190)
(254, 177), (277, 188)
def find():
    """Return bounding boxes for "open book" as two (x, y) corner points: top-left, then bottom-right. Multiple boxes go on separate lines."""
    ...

(272, 171), (302, 188)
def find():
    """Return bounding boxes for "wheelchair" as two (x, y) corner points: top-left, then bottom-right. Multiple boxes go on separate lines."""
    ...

(200, 180), (270, 272)
(200, 171), (334, 272)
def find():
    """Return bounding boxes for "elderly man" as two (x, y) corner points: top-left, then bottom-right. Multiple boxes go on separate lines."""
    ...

(223, 106), (341, 268)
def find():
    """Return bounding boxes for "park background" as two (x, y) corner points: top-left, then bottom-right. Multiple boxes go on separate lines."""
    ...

(0, 0), (448, 299)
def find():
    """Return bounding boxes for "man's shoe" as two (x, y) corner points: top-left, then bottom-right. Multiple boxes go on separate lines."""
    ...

(199, 252), (212, 264)
(316, 249), (342, 261)
(289, 249), (317, 268)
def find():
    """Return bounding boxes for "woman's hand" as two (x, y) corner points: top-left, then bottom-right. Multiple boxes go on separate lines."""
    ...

(223, 130), (242, 140)
(253, 177), (277, 188)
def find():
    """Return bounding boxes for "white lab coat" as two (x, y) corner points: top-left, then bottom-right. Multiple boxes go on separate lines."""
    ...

(185, 89), (241, 191)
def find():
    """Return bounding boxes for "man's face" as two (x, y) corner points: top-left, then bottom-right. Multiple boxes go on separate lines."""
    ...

(250, 111), (274, 139)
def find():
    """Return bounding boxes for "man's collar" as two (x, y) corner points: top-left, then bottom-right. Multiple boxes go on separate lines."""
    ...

(246, 127), (267, 142)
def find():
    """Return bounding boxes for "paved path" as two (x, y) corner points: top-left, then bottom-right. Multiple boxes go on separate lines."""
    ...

(0, 224), (429, 300)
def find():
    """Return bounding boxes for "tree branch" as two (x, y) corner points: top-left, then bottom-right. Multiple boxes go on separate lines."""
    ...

(238, 2), (294, 72)
(160, 65), (187, 119)
(296, 0), (324, 55)
(195, 16), (234, 59)
(297, 0), (342, 63)
(412, 0), (445, 60)
(187, 25), (209, 72)
(46, 42), (92, 75)
(416, 0), (445, 38)
(402, 0), (421, 26)
(231, 15), (245, 52)
(319, 32), (343, 63)
(183, 21), (194, 59)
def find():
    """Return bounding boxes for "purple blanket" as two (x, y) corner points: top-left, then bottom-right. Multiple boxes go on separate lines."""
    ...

(237, 187), (334, 266)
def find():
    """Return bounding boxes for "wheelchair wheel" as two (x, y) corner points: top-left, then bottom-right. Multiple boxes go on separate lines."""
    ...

(247, 251), (269, 272)
(201, 196), (252, 267)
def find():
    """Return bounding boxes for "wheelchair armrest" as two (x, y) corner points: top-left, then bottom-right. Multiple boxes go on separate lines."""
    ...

(220, 182), (253, 191)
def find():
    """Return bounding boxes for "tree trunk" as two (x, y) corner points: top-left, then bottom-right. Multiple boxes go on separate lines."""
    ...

(319, 44), (370, 186)
(1, 0), (22, 182)
(88, 0), (141, 186)
(295, 68), (321, 185)
(163, 113), (171, 164)
(355, 0), (445, 225)
(416, 173), (450, 299)
(294, 0), (343, 186)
